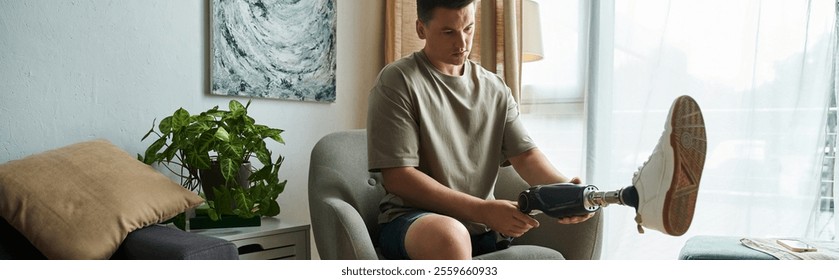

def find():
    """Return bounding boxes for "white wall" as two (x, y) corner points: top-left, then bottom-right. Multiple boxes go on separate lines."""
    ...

(0, 0), (384, 259)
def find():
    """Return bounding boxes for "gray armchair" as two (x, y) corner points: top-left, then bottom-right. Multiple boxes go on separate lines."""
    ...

(308, 130), (603, 260)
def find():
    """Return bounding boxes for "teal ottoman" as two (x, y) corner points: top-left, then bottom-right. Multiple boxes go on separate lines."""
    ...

(679, 235), (775, 260)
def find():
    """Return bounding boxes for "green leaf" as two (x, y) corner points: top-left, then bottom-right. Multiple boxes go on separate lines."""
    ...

(249, 165), (272, 182)
(274, 155), (285, 170)
(251, 124), (267, 134)
(173, 108), (190, 128)
(234, 189), (249, 207)
(207, 202), (219, 221)
(142, 137), (168, 164)
(264, 128), (284, 144)
(161, 142), (180, 162)
(219, 158), (237, 183)
(229, 100), (245, 114)
(194, 130), (215, 152)
(211, 186), (235, 215)
(276, 180), (286, 195)
(158, 116), (173, 134)
(205, 105), (221, 113)
(220, 143), (244, 160)
(264, 200), (280, 217)
(195, 154), (212, 170)
(254, 143), (271, 165)
(185, 122), (210, 138)
(214, 127), (230, 142)
(184, 151), (212, 170)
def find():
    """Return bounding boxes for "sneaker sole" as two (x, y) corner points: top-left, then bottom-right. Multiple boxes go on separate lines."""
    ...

(662, 95), (706, 236)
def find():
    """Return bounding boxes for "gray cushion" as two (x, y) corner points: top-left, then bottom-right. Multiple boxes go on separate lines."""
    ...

(679, 235), (776, 260)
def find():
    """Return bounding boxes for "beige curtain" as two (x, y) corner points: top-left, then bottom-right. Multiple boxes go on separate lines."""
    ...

(385, 0), (524, 101)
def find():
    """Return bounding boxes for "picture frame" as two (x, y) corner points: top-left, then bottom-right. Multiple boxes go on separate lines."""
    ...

(210, 0), (337, 103)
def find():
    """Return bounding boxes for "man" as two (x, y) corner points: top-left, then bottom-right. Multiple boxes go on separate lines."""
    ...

(367, 0), (706, 260)
(367, 0), (591, 260)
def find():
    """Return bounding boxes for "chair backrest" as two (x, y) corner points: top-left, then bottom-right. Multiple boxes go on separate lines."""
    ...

(309, 129), (602, 260)
(309, 130), (384, 259)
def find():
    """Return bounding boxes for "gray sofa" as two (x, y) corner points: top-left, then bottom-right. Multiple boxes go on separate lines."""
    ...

(308, 130), (603, 260)
(0, 217), (239, 260)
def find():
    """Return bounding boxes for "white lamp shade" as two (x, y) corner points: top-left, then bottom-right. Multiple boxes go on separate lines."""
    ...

(522, 0), (544, 62)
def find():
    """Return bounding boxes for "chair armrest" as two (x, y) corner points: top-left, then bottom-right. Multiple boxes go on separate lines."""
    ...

(112, 225), (239, 260)
(312, 197), (379, 260)
(494, 166), (603, 260)
(512, 209), (603, 260)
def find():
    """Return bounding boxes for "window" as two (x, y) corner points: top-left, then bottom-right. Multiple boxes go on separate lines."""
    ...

(520, 0), (589, 178)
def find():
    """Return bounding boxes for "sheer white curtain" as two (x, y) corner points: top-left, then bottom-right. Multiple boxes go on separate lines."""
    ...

(834, 3), (839, 243)
(586, 0), (837, 259)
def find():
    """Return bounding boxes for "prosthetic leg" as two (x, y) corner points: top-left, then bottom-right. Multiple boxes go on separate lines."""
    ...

(523, 95), (705, 237)
(495, 183), (640, 250)
(498, 95), (706, 248)
(517, 183), (638, 218)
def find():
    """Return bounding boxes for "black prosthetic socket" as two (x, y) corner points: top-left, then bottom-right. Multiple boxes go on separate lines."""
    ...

(622, 186), (639, 209)
(518, 184), (641, 219)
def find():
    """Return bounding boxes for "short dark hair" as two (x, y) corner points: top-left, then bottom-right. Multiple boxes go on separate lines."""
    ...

(417, 0), (476, 24)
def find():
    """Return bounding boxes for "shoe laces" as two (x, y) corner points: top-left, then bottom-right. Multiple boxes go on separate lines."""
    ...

(632, 160), (648, 180)
(632, 124), (669, 234)
(633, 137), (665, 183)
(635, 213), (645, 234)
(633, 162), (647, 234)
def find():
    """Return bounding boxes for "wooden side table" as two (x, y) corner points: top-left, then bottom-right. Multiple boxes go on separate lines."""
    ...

(189, 217), (311, 260)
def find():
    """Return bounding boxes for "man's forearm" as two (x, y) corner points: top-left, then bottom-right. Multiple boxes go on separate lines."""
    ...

(381, 167), (488, 223)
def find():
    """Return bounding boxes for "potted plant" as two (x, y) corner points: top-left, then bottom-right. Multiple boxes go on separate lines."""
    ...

(139, 100), (286, 228)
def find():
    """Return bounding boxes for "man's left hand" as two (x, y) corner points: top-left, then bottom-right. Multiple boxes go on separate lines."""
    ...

(555, 176), (595, 224)
(557, 212), (596, 224)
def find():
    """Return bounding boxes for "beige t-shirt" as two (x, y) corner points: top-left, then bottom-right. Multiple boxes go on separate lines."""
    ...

(367, 51), (535, 234)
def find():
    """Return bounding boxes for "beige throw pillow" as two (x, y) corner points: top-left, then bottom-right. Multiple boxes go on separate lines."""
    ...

(0, 139), (204, 259)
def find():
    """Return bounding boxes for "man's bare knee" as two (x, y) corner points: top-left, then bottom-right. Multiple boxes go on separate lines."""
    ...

(404, 214), (471, 260)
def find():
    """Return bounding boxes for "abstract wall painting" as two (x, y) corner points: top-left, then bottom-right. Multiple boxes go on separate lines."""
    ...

(211, 0), (336, 103)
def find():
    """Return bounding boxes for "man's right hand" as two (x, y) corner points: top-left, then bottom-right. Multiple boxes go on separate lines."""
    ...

(478, 199), (539, 238)
(382, 167), (540, 237)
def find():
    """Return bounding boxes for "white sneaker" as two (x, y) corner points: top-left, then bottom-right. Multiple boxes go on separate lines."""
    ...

(633, 95), (706, 236)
